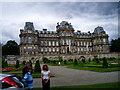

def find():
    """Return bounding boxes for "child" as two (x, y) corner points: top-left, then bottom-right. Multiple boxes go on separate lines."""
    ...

(23, 67), (33, 90)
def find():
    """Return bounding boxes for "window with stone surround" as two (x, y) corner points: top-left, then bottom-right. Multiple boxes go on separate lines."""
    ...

(28, 37), (32, 43)
(53, 48), (55, 52)
(49, 48), (51, 52)
(49, 41), (51, 46)
(52, 41), (55, 46)
(41, 48), (43, 52)
(56, 41), (59, 46)
(28, 46), (32, 50)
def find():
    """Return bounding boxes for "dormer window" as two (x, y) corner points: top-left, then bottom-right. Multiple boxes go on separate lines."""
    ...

(28, 30), (32, 33)
(66, 32), (71, 36)
(66, 25), (69, 28)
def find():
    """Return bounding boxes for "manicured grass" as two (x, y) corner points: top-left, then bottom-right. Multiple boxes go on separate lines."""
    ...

(47, 60), (120, 72)
(67, 65), (120, 72)
(3, 71), (54, 78)
(33, 82), (120, 90)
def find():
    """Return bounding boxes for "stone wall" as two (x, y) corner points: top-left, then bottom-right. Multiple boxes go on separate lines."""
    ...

(18, 52), (120, 63)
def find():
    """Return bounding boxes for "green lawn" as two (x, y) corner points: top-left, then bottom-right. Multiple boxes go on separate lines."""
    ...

(67, 65), (120, 72)
(47, 60), (120, 72)
(33, 82), (120, 90)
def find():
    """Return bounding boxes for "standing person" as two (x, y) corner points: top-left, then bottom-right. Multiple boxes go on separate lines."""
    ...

(41, 64), (50, 90)
(22, 62), (31, 78)
(23, 68), (33, 90)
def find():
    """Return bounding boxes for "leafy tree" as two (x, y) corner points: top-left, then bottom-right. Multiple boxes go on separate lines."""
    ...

(34, 60), (41, 73)
(2, 40), (20, 55)
(15, 60), (19, 68)
(110, 38), (120, 52)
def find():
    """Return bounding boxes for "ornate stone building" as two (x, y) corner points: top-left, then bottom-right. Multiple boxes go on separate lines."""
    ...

(19, 21), (110, 56)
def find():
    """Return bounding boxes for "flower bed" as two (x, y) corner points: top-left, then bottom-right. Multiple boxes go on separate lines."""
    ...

(1, 68), (17, 72)
(109, 63), (120, 67)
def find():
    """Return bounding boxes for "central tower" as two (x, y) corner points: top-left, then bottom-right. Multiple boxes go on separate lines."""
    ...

(56, 21), (75, 54)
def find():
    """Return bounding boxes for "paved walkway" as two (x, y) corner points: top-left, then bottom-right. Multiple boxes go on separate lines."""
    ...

(33, 65), (119, 88)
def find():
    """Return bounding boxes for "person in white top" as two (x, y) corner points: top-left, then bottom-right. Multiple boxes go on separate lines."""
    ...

(41, 64), (50, 90)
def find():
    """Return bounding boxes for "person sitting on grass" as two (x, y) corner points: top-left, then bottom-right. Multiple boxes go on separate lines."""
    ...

(23, 67), (33, 90)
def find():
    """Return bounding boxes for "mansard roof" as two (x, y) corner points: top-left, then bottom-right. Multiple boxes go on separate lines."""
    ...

(94, 26), (106, 34)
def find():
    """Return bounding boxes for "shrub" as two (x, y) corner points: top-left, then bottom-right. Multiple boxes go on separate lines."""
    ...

(23, 61), (26, 65)
(29, 60), (32, 67)
(102, 57), (108, 68)
(96, 58), (99, 63)
(88, 58), (91, 62)
(42, 56), (49, 63)
(2, 58), (5, 68)
(53, 60), (56, 64)
(64, 60), (67, 64)
(34, 60), (41, 73)
(82, 58), (86, 63)
(5, 60), (8, 67)
(74, 59), (78, 65)
(58, 56), (63, 62)
(15, 60), (19, 68)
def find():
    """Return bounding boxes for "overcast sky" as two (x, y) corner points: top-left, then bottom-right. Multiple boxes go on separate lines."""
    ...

(0, 1), (118, 44)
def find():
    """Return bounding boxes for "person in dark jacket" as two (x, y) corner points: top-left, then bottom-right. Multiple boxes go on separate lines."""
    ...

(22, 62), (31, 77)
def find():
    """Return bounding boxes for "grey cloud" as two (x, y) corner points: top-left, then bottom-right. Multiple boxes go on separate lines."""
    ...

(1, 2), (118, 44)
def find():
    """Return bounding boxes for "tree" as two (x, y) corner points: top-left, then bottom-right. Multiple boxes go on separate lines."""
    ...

(110, 38), (120, 52)
(15, 60), (19, 68)
(2, 40), (20, 55)
(34, 60), (41, 73)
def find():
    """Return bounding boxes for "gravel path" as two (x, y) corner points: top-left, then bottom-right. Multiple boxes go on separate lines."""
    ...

(33, 65), (119, 88)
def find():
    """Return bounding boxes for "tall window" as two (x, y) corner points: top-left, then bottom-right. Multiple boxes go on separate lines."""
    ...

(66, 39), (69, 45)
(52, 41), (55, 46)
(63, 40), (64, 45)
(49, 41), (51, 46)
(28, 37), (32, 43)
(49, 48), (51, 52)
(41, 48), (43, 52)
(53, 48), (55, 52)
(57, 48), (59, 52)
(103, 38), (106, 42)
(56, 41), (59, 46)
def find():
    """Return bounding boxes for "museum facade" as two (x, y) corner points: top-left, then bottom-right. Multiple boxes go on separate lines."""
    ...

(19, 21), (110, 56)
